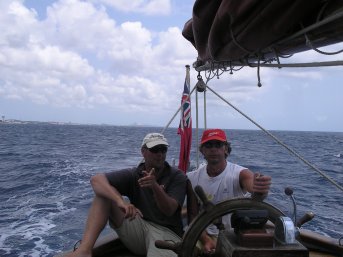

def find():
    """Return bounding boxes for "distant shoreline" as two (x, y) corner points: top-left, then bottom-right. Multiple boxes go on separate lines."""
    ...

(1, 119), (342, 133)
(0, 119), (159, 128)
(0, 119), (84, 126)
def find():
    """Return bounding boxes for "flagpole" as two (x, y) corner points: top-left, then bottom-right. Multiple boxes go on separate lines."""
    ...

(196, 88), (199, 168)
(176, 65), (193, 172)
(160, 85), (196, 135)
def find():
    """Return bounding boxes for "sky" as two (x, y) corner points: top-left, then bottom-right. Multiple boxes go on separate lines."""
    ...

(1, 0), (343, 132)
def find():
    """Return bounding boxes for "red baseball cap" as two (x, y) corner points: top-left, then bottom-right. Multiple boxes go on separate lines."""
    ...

(201, 129), (227, 144)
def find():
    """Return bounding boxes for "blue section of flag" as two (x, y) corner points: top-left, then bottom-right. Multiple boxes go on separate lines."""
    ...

(178, 66), (192, 172)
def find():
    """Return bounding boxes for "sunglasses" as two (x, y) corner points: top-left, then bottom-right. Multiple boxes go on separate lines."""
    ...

(148, 145), (168, 154)
(202, 141), (225, 149)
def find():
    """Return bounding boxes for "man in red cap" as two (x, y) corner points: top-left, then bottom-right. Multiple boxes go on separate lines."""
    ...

(187, 128), (272, 253)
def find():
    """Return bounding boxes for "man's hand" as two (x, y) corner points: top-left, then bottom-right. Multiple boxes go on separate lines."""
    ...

(117, 201), (143, 220)
(200, 232), (216, 254)
(253, 173), (271, 195)
(138, 168), (158, 189)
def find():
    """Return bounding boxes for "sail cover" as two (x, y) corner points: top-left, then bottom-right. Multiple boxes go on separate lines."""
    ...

(182, 0), (343, 67)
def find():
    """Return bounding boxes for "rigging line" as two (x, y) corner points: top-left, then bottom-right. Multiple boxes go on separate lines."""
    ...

(257, 56), (262, 87)
(253, 60), (343, 67)
(196, 89), (199, 168)
(146, 84), (196, 167)
(205, 84), (343, 192)
(160, 85), (197, 135)
(195, 60), (343, 73)
(275, 9), (343, 46)
(229, 15), (252, 54)
(304, 33), (343, 55)
(300, 21), (343, 55)
(273, 48), (282, 69)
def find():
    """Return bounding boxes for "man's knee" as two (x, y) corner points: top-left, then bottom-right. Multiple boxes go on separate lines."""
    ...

(108, 200), (125, 228)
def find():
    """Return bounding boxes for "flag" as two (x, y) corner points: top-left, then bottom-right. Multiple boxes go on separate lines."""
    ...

(178, 65), (192, 173)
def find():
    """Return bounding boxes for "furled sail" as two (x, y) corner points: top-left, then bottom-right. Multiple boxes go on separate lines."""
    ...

(182, 0), (343, 70)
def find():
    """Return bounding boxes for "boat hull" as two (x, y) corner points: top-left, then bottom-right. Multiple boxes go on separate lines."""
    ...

(56, 230), (343, 257)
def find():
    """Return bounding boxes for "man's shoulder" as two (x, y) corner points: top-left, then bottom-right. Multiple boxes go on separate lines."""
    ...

(226, 161), (246, 173)
(169, 166), (187, 180)
(106, 167), (136, 178)
(186, 163), (206, 180)
(163, 166), (187, 190)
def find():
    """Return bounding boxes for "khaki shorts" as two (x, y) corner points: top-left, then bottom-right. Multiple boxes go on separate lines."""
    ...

(111, 216), (180, 257)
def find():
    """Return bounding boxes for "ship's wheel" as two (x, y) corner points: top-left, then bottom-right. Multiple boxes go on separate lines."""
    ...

(156, 186), (285, 257)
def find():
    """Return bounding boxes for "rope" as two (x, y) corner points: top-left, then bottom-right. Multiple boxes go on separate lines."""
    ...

(276, 9), (343, 46)
(196, 89), (199, 167)
(304, 33), (343, 55)
(196, 60), (343, 74)
(251, 60), (343, 68)
(160, 85), (197, 135)
(151, 83), (196, 167)
(160, 67), (342, 191)
(205, 84), (343, 192)
(229, 15), (252, 54)
(257, 56), (262, 87)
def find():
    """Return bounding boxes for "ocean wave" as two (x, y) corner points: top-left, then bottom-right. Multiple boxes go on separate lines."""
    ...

(1, 125), (342, 256)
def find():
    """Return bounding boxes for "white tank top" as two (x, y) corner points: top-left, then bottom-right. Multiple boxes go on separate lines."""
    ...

(187, 161), (249, 235)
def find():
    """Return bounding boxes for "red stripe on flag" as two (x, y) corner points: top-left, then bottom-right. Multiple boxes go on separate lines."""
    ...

(178, 66), (192, 173)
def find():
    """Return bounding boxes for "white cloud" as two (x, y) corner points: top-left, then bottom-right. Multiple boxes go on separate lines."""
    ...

(0, 0), (192, 112)
(0, 1), (39, 47)
(98, 0), (172, 15)
(0, 42), (94, 106)
(44, 0), (116, 52)
(1, 0), (342, 131)
(107, 21), (153, 68)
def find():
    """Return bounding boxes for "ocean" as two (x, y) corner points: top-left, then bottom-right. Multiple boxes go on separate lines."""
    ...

(0, 124), (342, 257)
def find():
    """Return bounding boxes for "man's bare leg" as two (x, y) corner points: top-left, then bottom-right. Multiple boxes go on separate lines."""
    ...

(65, 195), (124, 257)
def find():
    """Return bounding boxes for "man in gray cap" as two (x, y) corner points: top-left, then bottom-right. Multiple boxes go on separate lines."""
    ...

(67, 133), (187, 257)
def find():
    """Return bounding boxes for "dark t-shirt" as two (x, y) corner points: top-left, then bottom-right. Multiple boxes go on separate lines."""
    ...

(105, 162), (187, 236)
